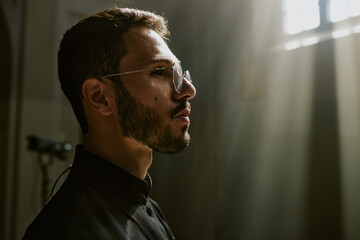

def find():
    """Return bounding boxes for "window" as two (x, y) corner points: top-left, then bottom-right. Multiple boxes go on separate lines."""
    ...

(283, 0), (320, 35)
(283, 0), (360, 35)
(329, 0), (360, 22)
(283, 0), (360, 50)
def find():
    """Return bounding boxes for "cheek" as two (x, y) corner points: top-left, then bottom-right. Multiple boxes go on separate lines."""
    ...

(125, 77), (173, 110)
(148, 80), (172, 102)
(149, 78), (172, 92)
(149, 91), (173, 117)
(151, 93), (171, 113)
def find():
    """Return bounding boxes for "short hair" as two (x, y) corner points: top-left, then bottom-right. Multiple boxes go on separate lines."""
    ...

(58, 8), (169, 133)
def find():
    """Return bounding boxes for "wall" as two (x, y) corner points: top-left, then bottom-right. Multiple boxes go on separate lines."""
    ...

(0, 1), (25, 239)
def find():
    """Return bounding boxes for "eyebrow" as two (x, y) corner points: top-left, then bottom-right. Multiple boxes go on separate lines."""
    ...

(145, 58), (180, 67)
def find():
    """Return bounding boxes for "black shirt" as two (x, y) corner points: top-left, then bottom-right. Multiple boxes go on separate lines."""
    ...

(23, 145), (175, 240)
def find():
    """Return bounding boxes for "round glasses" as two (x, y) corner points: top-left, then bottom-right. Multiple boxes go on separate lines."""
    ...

(101, 62), (191, 94)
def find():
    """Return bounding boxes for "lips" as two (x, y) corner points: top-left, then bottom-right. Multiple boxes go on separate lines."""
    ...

(175, 108), (191, 118)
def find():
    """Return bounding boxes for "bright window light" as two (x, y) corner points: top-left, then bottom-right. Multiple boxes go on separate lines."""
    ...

(285, 37), (319, 51)
(352, 25), (360, 33)
(285, 41), (301, 50)
(330, 0), (360, 22)
(332, 28), (351, 39)
(302, 36), (319, 46)
(349, 0), (360, 17)
(329, 0), (348, 22)
(282, 0), (360, 50)
(284, 0), (320, 34)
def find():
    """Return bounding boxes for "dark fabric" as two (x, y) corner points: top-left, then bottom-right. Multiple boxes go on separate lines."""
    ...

(23, 145), (175, 240)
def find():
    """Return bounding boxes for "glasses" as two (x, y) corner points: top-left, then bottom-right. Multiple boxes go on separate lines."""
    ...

(101, 62), (191, 94)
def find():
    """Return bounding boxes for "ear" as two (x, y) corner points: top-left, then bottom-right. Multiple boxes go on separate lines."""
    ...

(82, 78), (113, 116)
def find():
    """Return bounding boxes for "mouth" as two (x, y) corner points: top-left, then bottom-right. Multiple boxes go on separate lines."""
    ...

(174, 108), (191, 123)
(175, 108), (190, 118)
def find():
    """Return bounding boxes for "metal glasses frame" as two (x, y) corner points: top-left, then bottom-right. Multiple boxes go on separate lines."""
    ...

(101, 62), (191, 94)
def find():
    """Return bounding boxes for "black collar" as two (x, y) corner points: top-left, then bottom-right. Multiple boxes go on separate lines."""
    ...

(70, 145), (152, 204)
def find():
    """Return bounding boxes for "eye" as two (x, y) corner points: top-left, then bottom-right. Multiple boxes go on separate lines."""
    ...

(150, 69), (166, 76)
(150, 68), (173, 80)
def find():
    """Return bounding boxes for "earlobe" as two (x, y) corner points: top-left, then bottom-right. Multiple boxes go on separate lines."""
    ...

(82, 78), (113, 116)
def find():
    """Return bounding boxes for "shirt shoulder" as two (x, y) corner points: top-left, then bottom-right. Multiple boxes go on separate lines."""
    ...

(22, 174), (144, 240)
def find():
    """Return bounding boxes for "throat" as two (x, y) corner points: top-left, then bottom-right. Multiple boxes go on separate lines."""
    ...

(84, 135), (153, 180)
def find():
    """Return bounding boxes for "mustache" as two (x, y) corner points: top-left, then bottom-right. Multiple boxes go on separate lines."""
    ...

(170, 101), (191, 118)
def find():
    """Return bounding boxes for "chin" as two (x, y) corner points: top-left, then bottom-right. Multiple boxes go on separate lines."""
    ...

(151, 129), (191, 154)
(155, 144), (189, 154)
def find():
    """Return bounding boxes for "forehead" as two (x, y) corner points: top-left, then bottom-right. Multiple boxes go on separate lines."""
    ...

(120, 27), (178, 70)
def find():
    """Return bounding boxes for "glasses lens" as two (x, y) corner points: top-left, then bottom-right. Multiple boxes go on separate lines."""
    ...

(173, 62), (183, 93)
(184, 70), (191, 82)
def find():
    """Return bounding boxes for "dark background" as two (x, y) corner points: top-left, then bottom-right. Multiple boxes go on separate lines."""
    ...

(2, 0), (360, 239)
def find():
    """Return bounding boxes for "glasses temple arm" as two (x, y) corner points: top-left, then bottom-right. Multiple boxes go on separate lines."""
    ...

(101, 66), (173, 78)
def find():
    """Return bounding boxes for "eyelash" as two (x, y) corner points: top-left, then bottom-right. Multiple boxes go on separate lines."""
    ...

(150, 69), (166, 76)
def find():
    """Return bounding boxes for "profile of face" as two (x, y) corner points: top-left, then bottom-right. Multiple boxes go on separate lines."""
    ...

(115, 27), (196, 154)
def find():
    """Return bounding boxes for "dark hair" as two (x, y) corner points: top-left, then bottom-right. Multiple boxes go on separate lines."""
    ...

(58, 8), (169, 134)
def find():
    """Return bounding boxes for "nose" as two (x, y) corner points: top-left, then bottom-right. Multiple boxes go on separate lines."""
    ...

(174, 77), (196, 101)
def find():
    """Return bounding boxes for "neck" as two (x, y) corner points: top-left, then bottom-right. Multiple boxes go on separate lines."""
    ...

(83, 132), (153, 179)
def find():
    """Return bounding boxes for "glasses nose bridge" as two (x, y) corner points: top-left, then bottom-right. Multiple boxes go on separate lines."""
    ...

(170, 63), (193, 95)
(183, 70), (191, 82)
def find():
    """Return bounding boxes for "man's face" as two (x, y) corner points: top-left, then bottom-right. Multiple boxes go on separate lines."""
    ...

(115, 27), (196, 153)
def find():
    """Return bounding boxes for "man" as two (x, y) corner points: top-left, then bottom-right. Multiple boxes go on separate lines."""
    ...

(23, 7), (196, 240)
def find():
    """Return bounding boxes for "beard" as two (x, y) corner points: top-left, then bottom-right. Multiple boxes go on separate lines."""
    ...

(114, 82), (191, 154)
